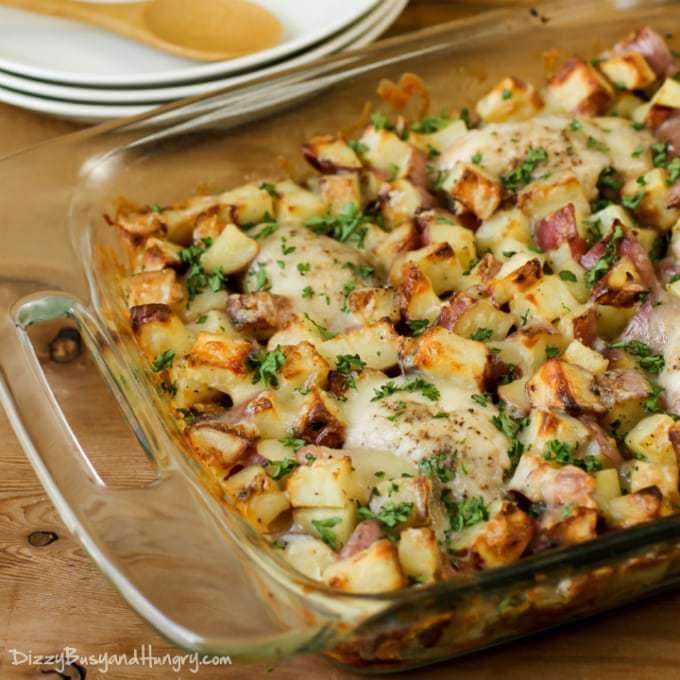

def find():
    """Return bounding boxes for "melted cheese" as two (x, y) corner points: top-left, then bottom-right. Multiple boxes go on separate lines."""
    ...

(438, 115), (653, 199)
(244, 224), (375, 332)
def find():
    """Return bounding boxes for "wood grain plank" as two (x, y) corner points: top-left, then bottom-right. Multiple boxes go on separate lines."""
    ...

(2, 2), (680, 679)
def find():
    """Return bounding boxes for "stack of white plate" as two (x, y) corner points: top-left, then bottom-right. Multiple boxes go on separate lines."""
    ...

(0, 0), (406, 124)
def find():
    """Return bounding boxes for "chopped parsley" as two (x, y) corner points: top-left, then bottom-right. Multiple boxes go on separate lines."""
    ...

(492, 401), (527, 467)
(306, 202), (369, 248)
(471, 151), (483, 166)
(297, 262), (311, 275)
(152, 350), (174, 372)
(587, 136), (609, 152)
(280, 237), (296, 255)
(151, 202), (163, 213)
(427, 144), (440, 159)
(303, 313), (337, 340)
(407, 318), (433, 337)
(418, 452), (454, 482)
(545, 346), (560, 359)
(642, 384), (664, 414)
(208, 266), (226, 292)
(269, 458), (299, 481)
(411, 114), (451, 133)
(470, 327), (493, 342)
(471, 393), (491, 407)
(502, 88), (513, 100)
(569, 119), (582, 131)
(258, 181), (280, 198)
(253, 221), (279, 240)
(252, 263), (271, 292)
(160, 380), (177, 396)
(302, 285), (314, 299)
(358, 502), (413, 528)
(597, 166), (622, 192)
(371, 377), (440, 402)
(500, 147), (548, 191)
(346, 139), (368, 154)
(370, 111), (391, 130)
(335, 354), (366, 390)
(542, 439), (602, 473)
(247, 347), (286, 387)
(622, 191), (645, 210)
(631, 144), (644, 159)
(610, 340), (665, 375)
(585, 225), (624, 288)
(280, 429), (305, 451)
(386, 400), (408, 422)
(343, 261), (374, 278)
(559, 270), (578, 282)
(196, 314), (208, 324)
(444, 496), (489, 532)
(311, 517), (342, 550)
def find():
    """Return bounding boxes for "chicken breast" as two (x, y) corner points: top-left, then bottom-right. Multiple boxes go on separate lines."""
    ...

(438, 115), (653, 199)
(342, 374), (511, 503)
(244, 224), (377, 333)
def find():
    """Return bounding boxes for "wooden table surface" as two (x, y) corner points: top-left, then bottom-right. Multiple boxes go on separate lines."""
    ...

(1, 2), (679, 678)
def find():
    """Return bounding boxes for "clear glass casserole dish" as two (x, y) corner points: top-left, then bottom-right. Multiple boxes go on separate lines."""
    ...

(3, 0), (680, 672)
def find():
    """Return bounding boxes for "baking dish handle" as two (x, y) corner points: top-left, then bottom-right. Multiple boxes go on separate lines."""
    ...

(0, 284), (343, 662)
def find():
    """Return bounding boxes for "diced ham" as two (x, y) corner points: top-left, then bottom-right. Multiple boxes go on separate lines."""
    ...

(656, 113), (680, 156)
(621, 297), (680, 355)
(535, 203), (587, 257)
(596, 369), (651, 410)
(339, 520), (383, 559)
(581, 415), (624, 467)
(610, 26), (678, 78)
(618, 237), (660, 290)
(580, 240), (607, 270)
(658, 256), (680, 284)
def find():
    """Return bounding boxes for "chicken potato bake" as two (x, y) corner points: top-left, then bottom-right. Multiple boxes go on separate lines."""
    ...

(113, 26), (680, 594)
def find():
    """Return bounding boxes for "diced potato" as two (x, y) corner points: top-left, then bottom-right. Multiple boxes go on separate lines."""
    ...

(418, 213), (477, 270)
(302, 135), (363, 173)
(509, 275), (580, 325)
(320, 320), (400, 371)
(222, 465), (291, 532)
(596, 304), (639, 341)
(476, 76), (543, 123)
(411, 326), (490, 390)
(274, 179), (327, 224)
(295, 387), (346, 448)
(544, 243), (589, 303)
(256, 438), (291, 463)
(379, 179), (430, 227)
(200, 223), (259, 273)
(391, 243), (464, 295)
(519, 408), (590, 454)
(599, 52), (656, 91)
(359, 126), (423, 183)
(127, 269), (185, 308)
(369, 476), (432, 528)
(286, 456), (356, 508)
(293, 504), (357, 550)
(563, 340), (609, 376)
(347, 287), (400, 326)
(558, 304), (598, 346)
(602, 487), (663, 528)
(527, 359), (605, 414)
(182, 289), (231, 324)
(130, 304), (191, 358)
(171, 358), (220, 408)
(625, 414), (679, 466)
(644, 77), (680, 128)
(408, 118), (468, 155)
(136, 236), (182, 272)
(517, 173), (591, 231)
(319, 174), (362, 214)
(625, 459), (678, 499)
(591, 255), (646, 307)
(187, 421), (253, 477)
(609, 91), (646, 118)
(497, 377), (531, 415)
(451, 299), (516, 342)
(398, 527), (441, 582)
(492, 325), (568, 375)
(545, 57), (614, 115)
(488, 253), (543, 306)
(476, 208), (532, 260)
(621, 168), (679, 231)
(440, 161), (502, 220)
(283, 535), (337, 580)
(323, 539), (405, 593)
(596, 468), (622, 500)
(366, 222), (419, 276)
(275, 342), (330, 396)
(395, 262), (442, 322)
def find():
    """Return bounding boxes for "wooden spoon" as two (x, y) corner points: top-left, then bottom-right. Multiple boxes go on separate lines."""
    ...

(0, 0), (283, 62)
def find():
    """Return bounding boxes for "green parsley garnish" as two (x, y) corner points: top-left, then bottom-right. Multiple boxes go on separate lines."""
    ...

(303, 313), (337, 340)
(371, 377), (440, 402)
(610, 340), (665, 375)
(559, 270), (578, 282)
(259, 181), (280, 198)
(346, 139), (368, 154)
(343, 261), (374, 278)
(407, 318), (433, 337)
(306, 202), (369, 248)
(269, 458), (299, 481)
(247, 347), (286, 387)
(152, 350), (174, 372)
(445, 496), (489, 532)
(501, 88), (513, 100)
(470, 328), (493, 342)
(471, 151), (483, 166)
(471, 393), (491, 407)
(569, 119), (582, 131)
(418, 453), (454, 482)
(500, 147), (548, 191)
(358, 502), (413, 528)
(252, 263), (271, 292)
(411, 114), (451, 133)
(370, 111), (391, 130)
(587, 136), (609, 152)
(545, 346), (560, 359)
(311, 517), (342, 550)
(297, 262), (311, 275)
(302, 285), (314, 299)
(585, 225), (624, 288)
(642, 384), (664, 414)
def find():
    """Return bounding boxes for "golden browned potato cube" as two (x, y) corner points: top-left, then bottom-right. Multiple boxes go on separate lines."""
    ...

(492, 324), (568, 375)
(563, 340), (609, 376)
(600, 52), (657, 90)
(201, 224), (260, 275)
(347, 287), (400, 326)
(187, 420), (253, 478)
(127, 269), (185, 308)
(293, 504), (357, 551)
(274, 179), (327, 224)
(601, 487), (663, 528)
(625, 459), (678, 500)
(517, 172), (591, 229)
(302, 135), (363, 173)
(470, 502), (534, 568)
(622, 168), (680, 231)
(222, 465), (291, 532)
(320, 320), (400, 371)
(365, 222), (419, 277)
(286, 456), (355, 508)
(379, 179), (431, 227)
(295, 387), (346, 449)
(411, 326), (489, 390)
(359, 126), (424, 184)
(527, 359), (605, 415)
(283, 535), (337, 580)
(519, 408), (591, 453)
(391, 243), (463, 296)
(418, 213), (477, 268)
(644, 77), (680, 128)
(488, 253), (543, 306)
(447, 298), (516, 342)
(476, 76), (543, 123)
(408, 118), (467, 156)
(395, 262), (442, 322)
(318, 173), (362, 214)
(545, 57), (614, 115)
(591, 255), (646, 307)
(595, 304), (639, 341)
(369, 476), (432, 528)
(440, 161), (502, 220)
(625, 414), (679, 466)
(136, 236), (182, 273)
(398, 527), (441, 582)
(476, 208), (532, 260)
(497, 377), (531, 415)
(509, 275), (581, 325)
(130, 304), (191, 358)
(323, 539), (405, 593)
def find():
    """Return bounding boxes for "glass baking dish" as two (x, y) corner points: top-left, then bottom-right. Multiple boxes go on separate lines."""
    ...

(3, 0), (680, 672)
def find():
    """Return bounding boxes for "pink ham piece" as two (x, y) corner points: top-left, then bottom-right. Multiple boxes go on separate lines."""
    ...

(437, 292), (476, 330)
(339, 520), (383, 559)
(581, 416), (624, 467)
(535, 203), (587, 257)
(656, 114), (680, 156)
(618, 236), (660, 291)
(610, 26), (678, 78)
(580, 240), (607, 270)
